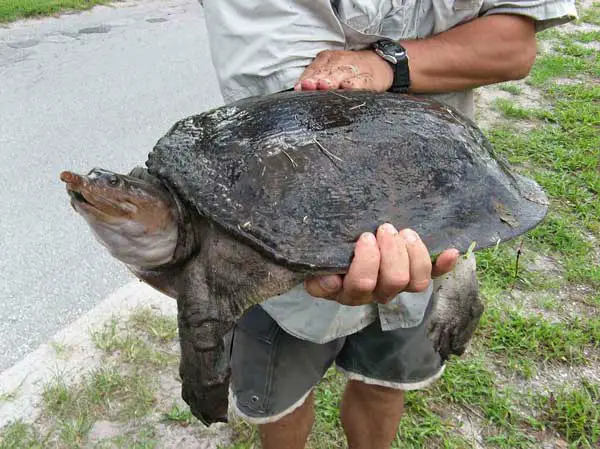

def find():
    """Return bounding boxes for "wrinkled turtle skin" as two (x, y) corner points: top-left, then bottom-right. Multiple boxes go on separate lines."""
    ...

(61, 91), (548, 425)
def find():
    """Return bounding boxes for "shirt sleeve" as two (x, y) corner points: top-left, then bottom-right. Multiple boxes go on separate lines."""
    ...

(480, 0), (578, 31)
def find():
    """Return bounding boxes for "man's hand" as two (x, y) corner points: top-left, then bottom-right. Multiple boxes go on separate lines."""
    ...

(294, 49), (393, 92)
(304, 224), (459, 306)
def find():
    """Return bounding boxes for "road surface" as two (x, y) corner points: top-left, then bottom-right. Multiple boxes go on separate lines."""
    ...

(0, 0), (221, 370)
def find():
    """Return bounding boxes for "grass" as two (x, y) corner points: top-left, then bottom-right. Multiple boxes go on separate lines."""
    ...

(580, 2), (600, 25)
(91, 313), (178, 367)
(0, 307), (180, 448)
(536, 381), (600, 448)
(493, 98), (534, 119)
(498, 83), (523, 95)
(161, 404), (194, 426)
(479, 309), (599, 365)
(0, 0), (115, 23)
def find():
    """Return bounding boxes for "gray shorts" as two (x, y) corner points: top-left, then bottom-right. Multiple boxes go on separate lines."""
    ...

(229, 301), (444, 424)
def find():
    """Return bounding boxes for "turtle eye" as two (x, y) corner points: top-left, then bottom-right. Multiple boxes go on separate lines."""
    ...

(108, 175), (120, 186)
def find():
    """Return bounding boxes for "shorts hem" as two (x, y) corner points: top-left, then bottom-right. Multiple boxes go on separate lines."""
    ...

(335, 364), (445, 390)
(229, 387), (314, 425)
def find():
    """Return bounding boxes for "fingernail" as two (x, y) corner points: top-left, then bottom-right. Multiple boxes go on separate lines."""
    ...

(361, 232), (377, 245)
(381, 223), (397, 234)
(319, 276), (339, 291)
(294, 83), (301, 91)
(401, 228), (418, 243)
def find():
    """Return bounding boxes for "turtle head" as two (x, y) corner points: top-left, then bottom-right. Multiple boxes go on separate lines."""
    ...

(60, 167), (179, 268)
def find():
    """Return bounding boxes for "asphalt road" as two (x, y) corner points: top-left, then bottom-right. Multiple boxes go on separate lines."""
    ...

(0, 0), (221, 370)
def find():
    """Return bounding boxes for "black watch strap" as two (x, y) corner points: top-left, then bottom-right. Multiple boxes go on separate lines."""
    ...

(373, 39), (410, 93)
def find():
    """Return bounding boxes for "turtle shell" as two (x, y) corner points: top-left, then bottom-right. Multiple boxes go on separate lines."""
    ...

(146, 91), (548, 272)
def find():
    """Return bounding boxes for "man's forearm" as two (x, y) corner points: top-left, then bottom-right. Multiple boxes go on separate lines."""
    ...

(401, 14), (537, 93)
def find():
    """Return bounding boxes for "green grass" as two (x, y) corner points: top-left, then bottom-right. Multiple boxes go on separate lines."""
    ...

(479, 309), (599, 365)
(92, 310), (179, 367)
(0, 421), (46, 448)
(498, 83), (523, 95)
(536, 381), (600, 447)
(42, 366), (157, 422)
(0, 308), (182, 448)
(580, 2), (600, 25)
(487, 83), (600, 240)
(129, 308), (179, 343)
(571, 30), (600, 43)
(0, 392), (17, 403)
(161, 404), (194, 426)
(0, 0), (114, 23)
(493, 98), (534, 119)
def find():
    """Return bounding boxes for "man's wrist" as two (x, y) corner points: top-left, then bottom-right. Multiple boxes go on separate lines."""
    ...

(372, 39), (411, 93)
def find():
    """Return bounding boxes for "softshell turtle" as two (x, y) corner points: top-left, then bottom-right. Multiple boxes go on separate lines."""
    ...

(60, 90), (548, 425)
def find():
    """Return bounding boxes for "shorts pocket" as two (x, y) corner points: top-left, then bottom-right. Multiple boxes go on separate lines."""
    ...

(235, 305), (281, 344)
(231, 307), (282, 414)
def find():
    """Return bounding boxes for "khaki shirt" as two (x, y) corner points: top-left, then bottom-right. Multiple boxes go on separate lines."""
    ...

(201, 0), (576, 343)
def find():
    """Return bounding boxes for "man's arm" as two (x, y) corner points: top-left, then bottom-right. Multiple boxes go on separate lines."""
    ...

(296, 14), (537, 93)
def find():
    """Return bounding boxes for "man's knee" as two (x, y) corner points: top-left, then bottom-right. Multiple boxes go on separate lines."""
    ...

(346, 380), (405, 404)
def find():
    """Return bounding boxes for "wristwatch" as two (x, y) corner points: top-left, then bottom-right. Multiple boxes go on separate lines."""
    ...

(372, 39), (411, 93)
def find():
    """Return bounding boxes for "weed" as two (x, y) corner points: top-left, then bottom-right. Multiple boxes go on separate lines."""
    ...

(161, 403), (194, 426)
(498, 83), (523, 95)
(536, 381), (600, 447)
(0, 421), (46, 449)
(493, 98), (534, 119)
(129, 308), (178, 343)
(478, 309), (599, 365)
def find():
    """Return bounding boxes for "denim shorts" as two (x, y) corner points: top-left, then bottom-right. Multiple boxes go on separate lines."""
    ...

(229, 300), (444, 424)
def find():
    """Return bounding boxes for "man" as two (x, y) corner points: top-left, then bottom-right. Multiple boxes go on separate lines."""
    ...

(200, 1), (576, 448)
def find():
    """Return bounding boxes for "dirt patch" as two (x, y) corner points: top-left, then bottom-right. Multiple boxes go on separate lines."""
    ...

(475, 81), (547, 131)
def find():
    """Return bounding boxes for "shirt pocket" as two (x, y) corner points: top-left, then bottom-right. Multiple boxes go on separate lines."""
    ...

(453, 0), (483, 10)
(381, 0), (421, 39)
(334, 0), (392, 36)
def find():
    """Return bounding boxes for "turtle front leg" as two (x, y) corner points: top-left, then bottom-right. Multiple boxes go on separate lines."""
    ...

(177, 226), (301, 425)
(176, 257), (234, 426)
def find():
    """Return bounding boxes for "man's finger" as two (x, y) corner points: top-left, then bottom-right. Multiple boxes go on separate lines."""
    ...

(373, 223), (409, 303)
(315, 64), (361, 89)
(303, 64), (358, 90)
(296, 62), (328, 90)
(304, 274), (344, 299)
(432, 249), (460, 277)
(339, 232), (380, 305)
(400, 229), (432, 292)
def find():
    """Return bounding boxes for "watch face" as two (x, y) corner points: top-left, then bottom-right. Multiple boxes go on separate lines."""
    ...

(374, 47), (397, 64)
(376, 40), (407, 64)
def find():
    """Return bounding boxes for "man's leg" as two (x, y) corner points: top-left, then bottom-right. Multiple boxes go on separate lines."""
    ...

(335, 297), (445, 449)
(259, 392), (315, 449)
(341, 381), (404, 449)
(230, 306), (344, 449)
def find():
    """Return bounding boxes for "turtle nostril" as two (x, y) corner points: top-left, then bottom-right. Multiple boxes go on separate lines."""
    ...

(108, 175), (119, 186)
